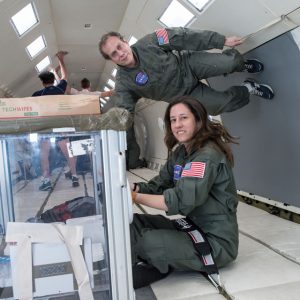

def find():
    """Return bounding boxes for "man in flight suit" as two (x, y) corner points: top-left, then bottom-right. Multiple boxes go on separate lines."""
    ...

(99, 27), (274, 169)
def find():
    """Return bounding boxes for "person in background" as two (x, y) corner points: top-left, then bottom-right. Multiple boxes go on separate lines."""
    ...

(67, 77), (114, 98)
(130, 96), (239, 288)
(99, 27), (274, 170)
(32, 51), (79, 190)
(32, 51), (68, 97)
(64, 77), (114, 178)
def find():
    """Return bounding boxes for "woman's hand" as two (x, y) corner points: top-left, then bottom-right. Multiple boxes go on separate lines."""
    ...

(131, 191), (137, 203)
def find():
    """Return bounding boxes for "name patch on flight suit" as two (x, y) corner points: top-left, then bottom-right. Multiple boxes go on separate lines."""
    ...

(173, 165), (183, 181)
(155, 28), (169, 45)
(135, 71), (149, 86)
(181, 162), (206, 178)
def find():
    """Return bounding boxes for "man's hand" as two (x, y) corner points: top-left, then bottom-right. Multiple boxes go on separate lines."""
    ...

(224, 36), (243, 47)
(101, 89), (115, 98)
(56, 51), (68, 60)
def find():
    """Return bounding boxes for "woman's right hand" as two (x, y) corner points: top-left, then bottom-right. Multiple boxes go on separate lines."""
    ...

(131, 191), (137, 203)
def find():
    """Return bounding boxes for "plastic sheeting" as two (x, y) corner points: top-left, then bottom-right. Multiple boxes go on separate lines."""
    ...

(0, 95), (133, 134)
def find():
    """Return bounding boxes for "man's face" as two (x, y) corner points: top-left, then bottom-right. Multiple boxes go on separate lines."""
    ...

(102, 36), (135, 67)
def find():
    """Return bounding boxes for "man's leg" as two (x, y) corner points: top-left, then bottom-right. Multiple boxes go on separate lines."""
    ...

(39, 139), (52, 191)
(188, 48), (245, 80)
(126, 125), (146, 170)
(191, 79), (275, 115)
(190, 83), (250, 116)
(57, 139), (79, 187)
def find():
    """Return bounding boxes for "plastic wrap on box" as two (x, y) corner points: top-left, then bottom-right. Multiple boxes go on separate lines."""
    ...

(0, 95), (133, 134)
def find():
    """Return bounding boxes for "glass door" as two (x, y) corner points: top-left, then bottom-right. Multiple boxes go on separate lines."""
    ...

(0, 130), (134, 300)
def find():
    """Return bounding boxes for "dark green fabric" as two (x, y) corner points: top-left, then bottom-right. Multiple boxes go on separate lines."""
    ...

(131, 214), (202, 273)
(132, 144), (239, 273)
(112, 27), (249, 166)
(112, 27), (248, 116)
(126, 125), (145, 169)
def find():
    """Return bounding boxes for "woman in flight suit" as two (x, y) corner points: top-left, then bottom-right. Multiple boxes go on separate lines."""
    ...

(130, 96), (239, 289)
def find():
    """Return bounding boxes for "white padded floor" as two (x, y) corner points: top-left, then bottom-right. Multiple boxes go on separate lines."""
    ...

(128, 168), (300, 300)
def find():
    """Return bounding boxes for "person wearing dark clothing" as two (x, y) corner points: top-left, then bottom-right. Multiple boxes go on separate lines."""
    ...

(31, 72), (67, 96)
(99, 27), (274, 169)
(32, 51), (79, 190)
(130, 96), (239, 288)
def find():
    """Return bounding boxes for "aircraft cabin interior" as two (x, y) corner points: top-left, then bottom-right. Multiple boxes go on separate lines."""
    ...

(0, 0), (300, 299)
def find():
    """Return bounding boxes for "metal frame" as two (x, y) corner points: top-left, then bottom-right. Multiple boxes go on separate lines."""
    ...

(100, 130), (134, 300)
(0, 130), (135, 299)
(0, 139), (15, 235)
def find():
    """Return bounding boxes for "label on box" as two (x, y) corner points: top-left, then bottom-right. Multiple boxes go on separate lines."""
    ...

(0, 95), (100, 119)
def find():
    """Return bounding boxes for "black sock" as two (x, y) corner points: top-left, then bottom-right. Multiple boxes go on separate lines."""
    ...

(132, 264), (171, 289)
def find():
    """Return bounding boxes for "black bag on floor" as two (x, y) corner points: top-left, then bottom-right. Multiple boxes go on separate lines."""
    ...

(40, 196), (96, 223)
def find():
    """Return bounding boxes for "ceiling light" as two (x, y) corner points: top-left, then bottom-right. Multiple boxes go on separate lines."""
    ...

(159, 0), (194, 27)
(11, 2), (38, 37)
(186, 0), (212, 12)
(107, 79), (115, 88)
(111, 68), (117, 77)
(36, 56), (51, 72)
(26, 35), (46, 59)
(128, 36), (138, 46)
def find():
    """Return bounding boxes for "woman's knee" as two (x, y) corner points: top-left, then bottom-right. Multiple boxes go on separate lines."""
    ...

(136, 230), (164, 255)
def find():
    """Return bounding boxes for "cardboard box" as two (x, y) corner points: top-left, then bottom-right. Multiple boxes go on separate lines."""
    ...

(0, 95), (100, 119)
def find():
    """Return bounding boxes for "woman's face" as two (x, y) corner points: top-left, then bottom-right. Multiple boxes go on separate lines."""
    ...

(170, 103), (197, 146)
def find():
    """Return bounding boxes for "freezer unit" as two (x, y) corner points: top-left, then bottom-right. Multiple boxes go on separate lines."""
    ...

(0, 130), (134, 300)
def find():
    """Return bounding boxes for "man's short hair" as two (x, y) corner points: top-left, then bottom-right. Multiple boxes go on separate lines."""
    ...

(38, 71), (55, 84)
(81, 78), (91, 89)
(99, 31), (126, 60)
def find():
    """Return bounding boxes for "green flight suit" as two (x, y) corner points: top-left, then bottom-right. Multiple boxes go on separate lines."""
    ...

(126, 124), (145, 169)
(112, 27), (249, 168)
(114, 27), (248, 115)
(130, 143), (239, 274)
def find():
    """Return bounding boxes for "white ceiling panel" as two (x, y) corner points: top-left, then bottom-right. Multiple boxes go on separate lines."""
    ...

(0, 0), (129, 96)
(1, 0), (300, 97)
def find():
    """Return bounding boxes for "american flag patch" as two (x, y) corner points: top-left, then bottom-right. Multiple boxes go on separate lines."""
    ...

(155, 28), (169, 45)
(181, 162), (206, 178)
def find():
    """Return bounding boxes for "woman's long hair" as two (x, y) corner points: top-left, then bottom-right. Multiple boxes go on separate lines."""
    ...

(164, 96), (238, 165)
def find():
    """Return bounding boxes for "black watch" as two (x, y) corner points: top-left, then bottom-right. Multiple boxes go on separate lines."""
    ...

(133, 183), (138, 191)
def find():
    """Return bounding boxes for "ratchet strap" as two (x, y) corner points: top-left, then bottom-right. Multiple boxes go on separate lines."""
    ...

(173, 218), (221, 289)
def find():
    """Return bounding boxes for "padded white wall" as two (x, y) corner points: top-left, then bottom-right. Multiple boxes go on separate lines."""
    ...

(134, 99), (168, 170)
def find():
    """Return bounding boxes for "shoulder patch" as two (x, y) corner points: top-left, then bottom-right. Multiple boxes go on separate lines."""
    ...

(173, 165), (183, 181)
(155, 28), (169, 45)
(182, 162), (206, 178)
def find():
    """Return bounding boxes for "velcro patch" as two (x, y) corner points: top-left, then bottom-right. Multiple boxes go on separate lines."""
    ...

(155, 28), (169, 45)
(181, 162), (206, 178)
